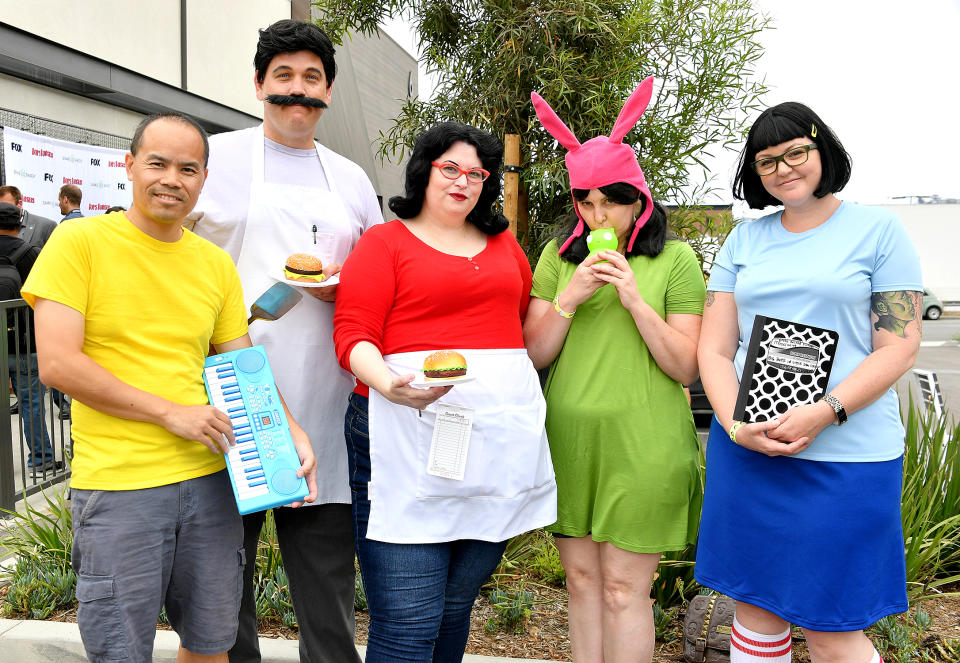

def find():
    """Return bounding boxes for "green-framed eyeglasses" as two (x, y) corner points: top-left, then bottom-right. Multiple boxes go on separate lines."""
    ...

(750, 144), (818, 176)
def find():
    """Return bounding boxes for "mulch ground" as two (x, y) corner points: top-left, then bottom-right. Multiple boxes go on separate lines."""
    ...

(246, 584), (960, 662)
(6, 583), (959, 661)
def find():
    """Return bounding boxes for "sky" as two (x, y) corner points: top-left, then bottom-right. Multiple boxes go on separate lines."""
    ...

(382, 0), (960, 207)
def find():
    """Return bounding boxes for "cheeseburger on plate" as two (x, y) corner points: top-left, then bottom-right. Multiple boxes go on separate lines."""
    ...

(284, 253), (326, 283)
(423, 350), (468, 380)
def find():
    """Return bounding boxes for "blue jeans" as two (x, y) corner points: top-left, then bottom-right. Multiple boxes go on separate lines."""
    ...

(344, 393), (507, 663)
(52, 388), (70, 413)
(8, 353), (53, 466)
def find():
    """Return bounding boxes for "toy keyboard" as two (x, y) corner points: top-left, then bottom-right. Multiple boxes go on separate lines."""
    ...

(202, 346), (308, 514)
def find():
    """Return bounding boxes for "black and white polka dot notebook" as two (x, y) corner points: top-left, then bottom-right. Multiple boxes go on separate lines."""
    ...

(733, 315), (839, 424)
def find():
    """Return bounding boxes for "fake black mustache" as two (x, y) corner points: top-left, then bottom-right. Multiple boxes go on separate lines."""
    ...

(265, 94), (328, 109)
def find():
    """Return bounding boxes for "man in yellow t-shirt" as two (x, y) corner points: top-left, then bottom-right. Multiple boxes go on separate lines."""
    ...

(22, 113), (317, 663)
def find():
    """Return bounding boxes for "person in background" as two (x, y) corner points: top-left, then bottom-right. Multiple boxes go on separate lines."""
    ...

(58, 184), (83, 221)
(0, 202), (58, 475)
(0, 185), (57, 249)
(333, 121), (556, 663)
(51, 183), (84, 419)
(0, 186), (57, 422)
(695, 102), (921, 663)
(523, 78), (705, 663)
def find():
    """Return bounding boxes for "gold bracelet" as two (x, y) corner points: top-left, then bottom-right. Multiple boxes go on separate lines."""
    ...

(728, 420), (746, 444)
(553, 295), (575, 319)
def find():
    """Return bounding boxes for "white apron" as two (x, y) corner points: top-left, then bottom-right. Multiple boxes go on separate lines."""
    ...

(234, 127), (359, 504)
(367, 349), (557, 543)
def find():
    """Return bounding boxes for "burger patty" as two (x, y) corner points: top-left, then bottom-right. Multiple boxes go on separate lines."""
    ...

(424, 367), (467, 378)
(285, 265), (323, 275)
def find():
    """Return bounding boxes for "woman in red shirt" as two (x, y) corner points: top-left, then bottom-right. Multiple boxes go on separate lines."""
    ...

(333, 122), (556, 663)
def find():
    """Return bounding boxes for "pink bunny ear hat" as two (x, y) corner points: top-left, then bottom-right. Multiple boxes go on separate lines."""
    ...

(531, 77), (655, 254)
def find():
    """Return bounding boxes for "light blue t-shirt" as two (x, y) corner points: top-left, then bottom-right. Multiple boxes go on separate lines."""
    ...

(709, 201), (921, 462)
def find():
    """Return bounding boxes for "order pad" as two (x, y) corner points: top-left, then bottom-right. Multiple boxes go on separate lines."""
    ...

(426, 403), (474, 480)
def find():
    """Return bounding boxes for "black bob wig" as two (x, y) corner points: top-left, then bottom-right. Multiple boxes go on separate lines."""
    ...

(733, 101), (852, 210)
(389, 122), (509, 235)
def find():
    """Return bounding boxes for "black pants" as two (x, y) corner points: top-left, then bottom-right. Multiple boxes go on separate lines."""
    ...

(229, 503), (361, 663)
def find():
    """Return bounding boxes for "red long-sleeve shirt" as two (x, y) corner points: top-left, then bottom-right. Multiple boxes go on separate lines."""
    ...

(333, 220), (532, 396)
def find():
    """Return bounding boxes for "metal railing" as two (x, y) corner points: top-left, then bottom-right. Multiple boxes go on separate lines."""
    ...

(0, 299), (71, 514)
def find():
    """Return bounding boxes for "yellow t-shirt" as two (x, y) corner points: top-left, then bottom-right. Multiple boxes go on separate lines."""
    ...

(22, 212), (249, 489)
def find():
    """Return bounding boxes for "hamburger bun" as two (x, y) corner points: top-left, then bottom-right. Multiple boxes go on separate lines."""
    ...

(284, 253), (326, 283)
(423, 350), (467, 380)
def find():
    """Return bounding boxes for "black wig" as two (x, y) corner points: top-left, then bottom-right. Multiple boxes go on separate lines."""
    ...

(733, 102), (852, 209)
(254, 20), (337, 85)
(389, 122), (509, 235)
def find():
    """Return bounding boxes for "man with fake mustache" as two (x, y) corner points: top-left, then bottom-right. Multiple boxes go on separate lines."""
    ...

(188, 19), (381, 663)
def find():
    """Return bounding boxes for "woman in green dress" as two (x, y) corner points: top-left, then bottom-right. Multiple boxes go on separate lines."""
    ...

(523, 79), (705, 662)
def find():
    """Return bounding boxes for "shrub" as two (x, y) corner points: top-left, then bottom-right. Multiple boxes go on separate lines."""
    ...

(653, 602), (678, 643)
(0, 489), (72, 568)
(1, 489), (75, 619)
(529, 535), (566, 587)
(487, 529), (555, 589)
(900, 395), (960, 599)
(254, 564), (295, 627)
(355, 571), (368, 612)
(652, 547), (700, 609)
(253, 511), (283, 581)
(868, 608), (960, 663)
(485, 587), (534, 634)
(2, 556), (76, 619)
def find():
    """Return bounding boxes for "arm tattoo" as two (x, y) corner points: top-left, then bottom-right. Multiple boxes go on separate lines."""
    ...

(871, 290), (922, 338)
(705, 290), (716, 307)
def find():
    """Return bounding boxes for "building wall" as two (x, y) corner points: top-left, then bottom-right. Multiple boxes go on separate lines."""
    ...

(0, 1), (185, 86)
(0, 0), (290, 114)
(186, 1), (295, 116)
(1, 4), (416, 210)
(881, 204), (960, 301)
(341, 29), (416, 205)
(316, 29), (417, 199)
(0, 72), (144, 138)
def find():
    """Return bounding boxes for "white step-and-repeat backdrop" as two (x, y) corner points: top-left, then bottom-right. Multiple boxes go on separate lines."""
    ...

(2, 127), (131, 218)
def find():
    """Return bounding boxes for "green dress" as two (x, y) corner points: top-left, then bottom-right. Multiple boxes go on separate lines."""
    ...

(531, 239), (705, 553)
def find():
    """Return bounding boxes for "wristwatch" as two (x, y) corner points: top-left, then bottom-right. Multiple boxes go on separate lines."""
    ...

(821, 394), (847, 426)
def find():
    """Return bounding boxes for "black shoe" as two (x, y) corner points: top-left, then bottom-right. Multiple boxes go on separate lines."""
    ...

(30, 460), (64, 477)
(59, 409), (71, 421)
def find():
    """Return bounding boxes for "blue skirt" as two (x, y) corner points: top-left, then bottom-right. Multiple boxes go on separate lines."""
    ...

(694, 417), (907, 631)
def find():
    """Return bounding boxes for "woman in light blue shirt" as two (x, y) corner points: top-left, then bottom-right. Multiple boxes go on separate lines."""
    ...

(695, 102), (922, 663)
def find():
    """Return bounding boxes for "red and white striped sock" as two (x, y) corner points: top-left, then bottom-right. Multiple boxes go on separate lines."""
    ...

(730, 616), (792, 662)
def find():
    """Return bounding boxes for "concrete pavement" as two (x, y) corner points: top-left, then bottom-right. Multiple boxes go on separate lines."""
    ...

(0, 618), (558, 663)
(898, 317), (960, 417)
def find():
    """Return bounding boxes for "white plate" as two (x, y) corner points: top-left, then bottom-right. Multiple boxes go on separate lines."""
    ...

(272, 272), (340, 288)
(410, 374), (476, 388)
